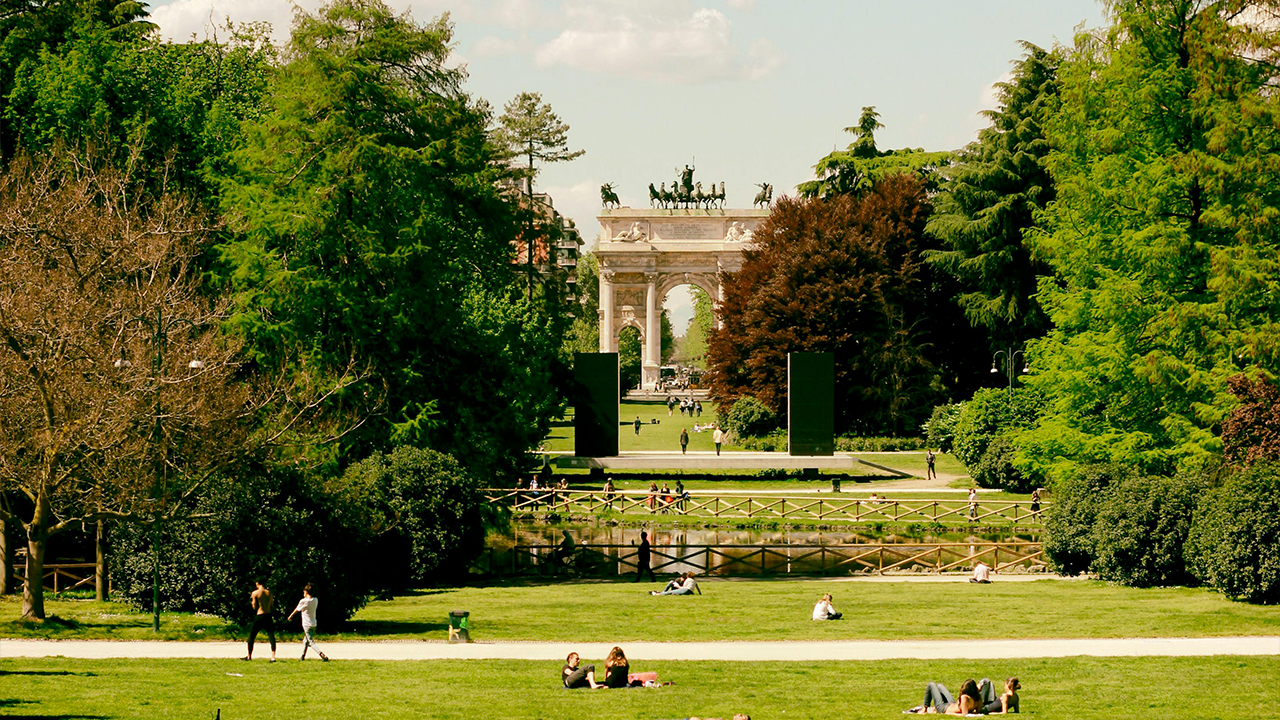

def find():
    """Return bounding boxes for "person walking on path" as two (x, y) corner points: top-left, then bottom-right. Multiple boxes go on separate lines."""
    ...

(680, 428), (689, 454)
(1030, 489), (1041, 516)
(926, 449), (937, 480)
(712, 425), (724, 456)
(634, 416), (642, 436)
(243, 581), (277, 662)
(634, 531), (656, 582)
(287, 583), (329, 661)
(968, 487), (978, 522)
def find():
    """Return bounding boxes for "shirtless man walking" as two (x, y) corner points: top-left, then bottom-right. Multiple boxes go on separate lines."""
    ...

(243, 580), (277, 662)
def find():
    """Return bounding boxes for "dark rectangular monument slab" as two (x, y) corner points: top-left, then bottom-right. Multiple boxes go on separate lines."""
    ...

(574, 353), (619, 457)
(788, 351), (834, 456)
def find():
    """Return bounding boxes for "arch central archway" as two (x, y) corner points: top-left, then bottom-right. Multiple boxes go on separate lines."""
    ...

(596, 207), (768, 391)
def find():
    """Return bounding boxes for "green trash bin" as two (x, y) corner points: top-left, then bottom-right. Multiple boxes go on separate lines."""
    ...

(448, 610), (471, 643)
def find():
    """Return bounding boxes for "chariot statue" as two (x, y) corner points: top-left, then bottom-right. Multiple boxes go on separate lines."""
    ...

(753, 183), (773, 209)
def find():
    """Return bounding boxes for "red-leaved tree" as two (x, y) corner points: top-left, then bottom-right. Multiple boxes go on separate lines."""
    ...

(707, 174), (952, 436)
(1222, 374), (1280, 469)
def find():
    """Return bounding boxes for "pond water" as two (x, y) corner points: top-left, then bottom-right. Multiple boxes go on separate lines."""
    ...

(476, 520), (1043, 577)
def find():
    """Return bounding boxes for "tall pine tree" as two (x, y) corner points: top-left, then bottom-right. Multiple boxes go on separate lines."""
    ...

(926, 42), (1058, 349)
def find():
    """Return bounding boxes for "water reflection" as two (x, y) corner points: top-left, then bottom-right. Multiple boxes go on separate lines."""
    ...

(480, 521), (1043, 577)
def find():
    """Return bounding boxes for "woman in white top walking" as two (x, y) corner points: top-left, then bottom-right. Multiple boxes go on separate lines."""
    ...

(287, 583), (329, 661)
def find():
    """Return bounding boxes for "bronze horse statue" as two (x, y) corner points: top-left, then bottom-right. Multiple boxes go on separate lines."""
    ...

(601, 183), (621, 209)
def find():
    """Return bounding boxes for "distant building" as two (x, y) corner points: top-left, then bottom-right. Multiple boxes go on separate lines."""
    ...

(511, 189), (583, 303)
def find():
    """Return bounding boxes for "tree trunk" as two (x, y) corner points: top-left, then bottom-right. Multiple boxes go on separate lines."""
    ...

(22, 527), (46, 619)
(21, 494), (49, 619)
(0, 518), (12, 595)
(95, 520), (108, 601)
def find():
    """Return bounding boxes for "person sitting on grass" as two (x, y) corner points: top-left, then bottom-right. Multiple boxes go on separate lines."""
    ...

(651, 572), (701, 596)
(604, 646), (633, 688)
(907, 678), (983, 714)
(812, 592), (842, 620)
(978, 677), (1020, 714)
(562, 652), (604, 689)
(970, 561), (991, 584)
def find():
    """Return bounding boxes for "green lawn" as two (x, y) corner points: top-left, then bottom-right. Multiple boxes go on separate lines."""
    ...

(2, 656), (1275, 719)
(7, 579), (1277, 643)
(541, 401), (729, 454)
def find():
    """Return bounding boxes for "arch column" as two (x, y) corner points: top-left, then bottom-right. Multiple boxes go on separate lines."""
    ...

(642, 272), (660, 390)
(599, 270), (615, 352)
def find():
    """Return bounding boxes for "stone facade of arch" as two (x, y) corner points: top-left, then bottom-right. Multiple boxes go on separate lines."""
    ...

(596, 207), (769, 391)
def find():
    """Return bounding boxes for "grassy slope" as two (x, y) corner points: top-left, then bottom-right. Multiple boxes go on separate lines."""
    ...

(6, 579), (1278, 643)
(2, 656), (1276, 720)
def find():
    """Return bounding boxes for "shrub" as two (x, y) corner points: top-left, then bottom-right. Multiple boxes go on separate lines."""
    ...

(1091, 472), (1203, 587)
(951, 388), (1042, 489)
(724, 396), (778, 438)
(1043, 462), (1130, 576)
(342, 446), (484, 590)
(922, 402), (964, 453)
(835, 436), (925, 452)
(1187, 462), (1280, 604)
(111, 463), (378, 628)
(736, 429), (787, 452)
(972, 435), (1035, 493)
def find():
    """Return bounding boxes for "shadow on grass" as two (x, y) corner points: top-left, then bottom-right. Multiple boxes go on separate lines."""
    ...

(344, 619), (448, 636)
(0, 671), (99, 677)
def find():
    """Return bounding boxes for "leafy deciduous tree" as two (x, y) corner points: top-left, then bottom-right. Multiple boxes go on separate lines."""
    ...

(0, 149), (247, 619)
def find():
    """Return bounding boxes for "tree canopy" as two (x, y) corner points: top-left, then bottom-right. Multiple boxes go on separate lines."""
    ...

(215, 0), (559, 478)
(707, 177), (946, 436)
(1017, 1), (1280, 481)
(925, 42), (1058, 349)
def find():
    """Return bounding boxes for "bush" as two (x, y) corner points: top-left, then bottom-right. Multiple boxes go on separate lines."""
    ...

(111, 463), (378, 628)
(1091, 472), (1203, 587)
(724, 396), (779, 438)
(735, 429), (787, 452)
(341, 446), (484, 590)
(972, 435), (1035, 493)
(951, 388), (1042, 489)
(1043, 463), (1130, 576)
(834, 436), (925, 452)
(921, 402), (964, 453)
(1187, 462), (1280, 604)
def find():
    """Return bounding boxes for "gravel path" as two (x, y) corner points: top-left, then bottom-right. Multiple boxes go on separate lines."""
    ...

(4, 636), (1276, 662)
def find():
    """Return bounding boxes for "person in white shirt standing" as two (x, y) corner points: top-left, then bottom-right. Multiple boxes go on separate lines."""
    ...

(712, 425), (724, 456)
(287, 583), (329, 661)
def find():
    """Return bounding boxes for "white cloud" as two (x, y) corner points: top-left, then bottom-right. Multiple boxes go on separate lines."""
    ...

(150, 0), (478, 43)
(533, 1), (784, 83)
(150, 0), (301, 41)
(471, 34), (522, 57)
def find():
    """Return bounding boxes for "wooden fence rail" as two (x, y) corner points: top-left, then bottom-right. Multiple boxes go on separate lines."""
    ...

(470, 542), (1046, 578)
(482, 488), (1046, 526)
(11, 562), (99, 593)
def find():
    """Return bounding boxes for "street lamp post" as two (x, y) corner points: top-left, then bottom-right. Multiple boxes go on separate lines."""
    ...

(120, 306), (200, 633)
(990, 347), (1029, 398)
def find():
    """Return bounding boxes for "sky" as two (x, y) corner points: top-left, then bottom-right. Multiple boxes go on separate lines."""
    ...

(150, 0), (1108, 334)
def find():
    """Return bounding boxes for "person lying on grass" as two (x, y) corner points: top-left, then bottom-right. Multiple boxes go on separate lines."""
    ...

(907, 678), (983, 714)
(651, 572), (701, 596)
(562, 652), (604, 689)
(978, 677), (1020, 714)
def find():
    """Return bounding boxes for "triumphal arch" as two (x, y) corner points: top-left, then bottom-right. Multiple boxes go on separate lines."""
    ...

(596, 172), (769, 391)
